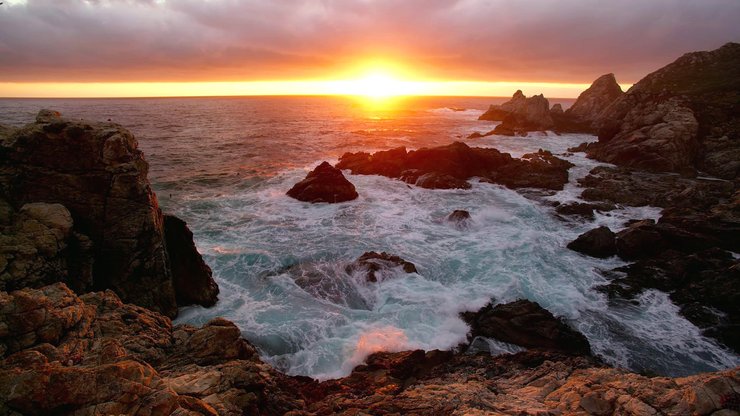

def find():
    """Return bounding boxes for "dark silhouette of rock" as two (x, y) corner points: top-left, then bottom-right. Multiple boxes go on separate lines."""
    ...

(337, 142), (573, 191)
(550, 103), (564, 115)
(163, 215), (219, 307)
(414, 172), (472, 189)
(478, 90), (527, 121)
(461, 299), (591, 356)
(565, 74), (624, 125)
(348, 251), (418, 282)
(287, 161), (358, 203)
(555, 201), (614, 219)
(567, 226), (617, 258)
(446, 209), (471, 226)
(588, 43), (740, 178)
(0, 110), (216, 318)
(492, 93), (555, 135)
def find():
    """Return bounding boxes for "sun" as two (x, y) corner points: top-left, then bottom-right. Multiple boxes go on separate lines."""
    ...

(352, 73), (405, 98)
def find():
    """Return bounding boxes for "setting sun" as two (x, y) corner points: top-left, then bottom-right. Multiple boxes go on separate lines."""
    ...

(351, 73), (405, 98)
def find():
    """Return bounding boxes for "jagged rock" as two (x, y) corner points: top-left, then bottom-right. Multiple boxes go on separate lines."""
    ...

(589, 43), (740, 178)
(287, 161), (358, 203)
(491, 93), (555, 135)
(567, 226), (617, 258)
(414, 172), (471, 189)
(550, 103), (564, 115)
(0, 283), (301, 415)
(565, 73), (624, 125)
(163, 215), (219, 307)
(0, 111), (217, 317)
(461, 299), (592, 356)
(337, 142), (574, 191)
(478, 90), (527, 121)
(347, 251), (418, 283)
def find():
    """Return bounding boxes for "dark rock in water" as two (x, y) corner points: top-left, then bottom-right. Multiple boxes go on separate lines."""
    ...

(348, 251), (418, 282)
(447, 209), (471, 223)
(337, 141), (574, 191)
(414, 172), (471, 190)
(479, 91), (555, 135)
(467, 129), (496, 139)
(564, 73), (624, 127)
(579, 166), (734, 210)
(614, 220), (665, 260)
(567, 142), (592, 153)
(588, 43), (740, 178)
(0, 110), (215, 317)
(550, 103), (564, 115)
(567, 226), (617, 258)
(478, 90), (527, 121)
(461, 299), (592, 356)
(555, 201), (614, 219)
(163, 215), (219, 307)
(287, 161), (358, 203)
(599, 248), (740, 353)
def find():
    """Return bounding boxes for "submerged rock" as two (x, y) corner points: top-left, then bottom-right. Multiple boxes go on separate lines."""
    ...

(337, 141), (573, 191)
(567, 226), (617, 258)
(0, 111), (217, 318)
(446, 209), (472, 229)
(461, 299), (592, 356)
(287, 161), (358, 203)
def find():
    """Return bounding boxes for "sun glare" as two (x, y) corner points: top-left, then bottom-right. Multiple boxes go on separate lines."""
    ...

(351, 73), (406, 98)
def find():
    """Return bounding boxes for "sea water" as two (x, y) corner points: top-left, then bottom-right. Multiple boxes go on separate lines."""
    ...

(1, 96), (737, 379)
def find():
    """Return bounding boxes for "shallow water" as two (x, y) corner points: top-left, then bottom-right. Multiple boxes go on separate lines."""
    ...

(1, 96), (737, 379)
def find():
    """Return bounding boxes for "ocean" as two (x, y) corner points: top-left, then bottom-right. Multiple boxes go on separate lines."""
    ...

(1, 95), (737, 380)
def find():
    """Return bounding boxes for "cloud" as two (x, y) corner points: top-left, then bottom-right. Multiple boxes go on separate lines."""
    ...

(1, 0), (739, 83)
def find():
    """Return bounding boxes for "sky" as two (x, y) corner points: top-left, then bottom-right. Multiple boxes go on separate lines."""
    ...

(1, 0), (739, 97)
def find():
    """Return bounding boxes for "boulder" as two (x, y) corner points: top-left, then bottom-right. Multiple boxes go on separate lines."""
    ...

(163, 215), (219, 307)
(0, 111), (218, 317)
(567, 226), (617, 258)
(555, 201), (614, 219)
(414, 172), (471, 189)
(461, 299), (591, 356)
(446, 210), (472, 228)
(347, 251), (418, 283)
(287, 161), (358, 203)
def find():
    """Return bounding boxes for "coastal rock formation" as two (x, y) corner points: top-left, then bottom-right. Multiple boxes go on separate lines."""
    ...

(588, 42), (740, 177)
(561, 73), (624, 130)
(461, 299), (592, 356)
(494, 94), (555, 136)
(0, 111), (218, 317)
(0, 283), (301, 415)
(287, 161), (359, 203)
(478, 89), (527, 121)
(163, 215), (219, 307)
(567, 226), (617, 258)
(347, 251), (418, 282)
(336, 141), (574, 191)
(446, 209), (472, 229)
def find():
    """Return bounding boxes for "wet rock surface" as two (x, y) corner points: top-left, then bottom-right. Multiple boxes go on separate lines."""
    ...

(461, 299), (592, 356)
(337, 141), (574, 191)
(287, 161), (359, 203)
(568, 226), (618, 258)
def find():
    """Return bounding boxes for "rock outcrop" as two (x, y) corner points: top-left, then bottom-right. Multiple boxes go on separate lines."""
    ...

(481, 91), (556, 136)
(562, 73), (624, 130)
(587, 42), (740, 178)
(287, 161), (359, 203)
(567, 226), (618, 258)
(336, 141), (574, 191)
(0, 111), (217, 318)
(462, 299), (592, 356)
(347, 251), (418, 283)
(478, 89), (527, 121)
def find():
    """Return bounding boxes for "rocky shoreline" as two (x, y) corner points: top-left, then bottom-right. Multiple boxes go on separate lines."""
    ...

(2, 42), (740, 416)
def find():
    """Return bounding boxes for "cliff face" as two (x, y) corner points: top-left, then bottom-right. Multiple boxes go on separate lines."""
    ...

(0, 110), (217, 317)
(589, 42), (740, 178)
(562, 73), (624, 128)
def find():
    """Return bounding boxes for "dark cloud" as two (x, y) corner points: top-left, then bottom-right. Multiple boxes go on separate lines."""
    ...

(0, 0), (739, 83)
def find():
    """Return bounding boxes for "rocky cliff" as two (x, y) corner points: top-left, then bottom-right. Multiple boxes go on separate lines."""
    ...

(588, 42), (740, 177)
(0, 110), (218, 317)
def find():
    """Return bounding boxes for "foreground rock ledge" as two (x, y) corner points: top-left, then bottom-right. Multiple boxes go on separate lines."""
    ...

(1, 283), (738, 416)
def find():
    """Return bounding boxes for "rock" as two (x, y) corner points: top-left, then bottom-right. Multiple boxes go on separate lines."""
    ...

(567, 226), (617, 258)
(614, 219), (666, 260)
(478, 90), (527, 121)
(461, 299), (592, 356)
(287, 161), (358, 203)
(564, 73), (624, 126)
(0, 283), (302, 415)
(466, 129), (496, 139)
(550, 103), (564, 115)
(338, 142), (573, 191)
(589, 43), (740, 178)
(163, 215), (219, 307)
(599, 248), (739, 353)
(555, 201), (614, 219)
(414, 172), (471, 189)
(446, 209), (472, 228)
(0, 111), (217, 317)
(347, 251), (418, 283)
